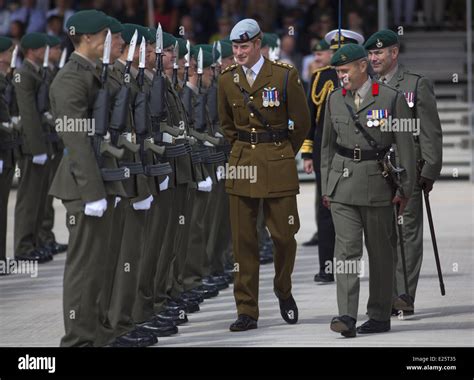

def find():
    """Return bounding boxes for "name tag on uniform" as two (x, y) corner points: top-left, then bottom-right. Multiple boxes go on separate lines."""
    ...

(404, 92), (415, 108)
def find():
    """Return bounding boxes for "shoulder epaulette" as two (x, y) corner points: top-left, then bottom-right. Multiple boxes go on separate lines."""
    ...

(221, 63), (238, 74)
(271, 60), (293, 69)
(312, 65), (331, 74)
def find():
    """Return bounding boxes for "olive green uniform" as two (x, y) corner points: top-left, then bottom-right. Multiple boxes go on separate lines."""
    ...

(49, 52), (126, 347)
(218, 58), (310, 320)
(384, 65), (443, 300)
(321, 79), (416, 321)
(13, 60), (52, 257)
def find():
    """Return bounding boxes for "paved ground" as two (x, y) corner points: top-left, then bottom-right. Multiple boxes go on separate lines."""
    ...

(0, 180), (473, 347)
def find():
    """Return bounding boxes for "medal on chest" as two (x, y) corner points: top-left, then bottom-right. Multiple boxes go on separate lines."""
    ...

(404, 91), (415, 108)
(262, 87), (280, 107)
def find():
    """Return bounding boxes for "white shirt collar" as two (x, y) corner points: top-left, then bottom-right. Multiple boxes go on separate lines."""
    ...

(243, 54), (264, 77)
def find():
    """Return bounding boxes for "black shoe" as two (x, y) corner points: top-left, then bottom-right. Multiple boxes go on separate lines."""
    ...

(168, 299), (200, 314)
(313, 272), (334, 283)
(393, 294), (415, 313)
(15, 250), (51, 264)
(302, 233), (319, 246)
(229, 314), (258, 332)
(42, 241), (68, 255)
(220, 272), (233, 284)
(330, 315), (356, 338)
(180, 292), (204, 304)
(189, 285), (219, 299)
(36, 248), (53, 262)
(356, 319), (391, 334)
(278, 294), (298, 324)
(110, 329), (157, 347)
(136, 320), (179, 337)
(155, 310), (188, 325)
(202, 275), (228, 290)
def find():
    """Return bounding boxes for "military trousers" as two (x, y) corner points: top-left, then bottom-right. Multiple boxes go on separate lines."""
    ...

(133, 189), (173, 323)
(228, 194), (300, 320)
(107, 202), (148, 340)
(38, 150), (63, 245)
(60, 196), (115, 347)
(394, 179), (424, 300)
(0, 165), (15, 261)
(14, 156), (50, 255)
(168, 185), (194, 299)
(183, 188), (212, 291)
(315, 169), (335, 275)
(330, 202), (396, 321)
(205, 179), (229, 276)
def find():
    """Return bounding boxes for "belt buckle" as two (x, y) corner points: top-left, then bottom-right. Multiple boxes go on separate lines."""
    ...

(250, 131), (258, 144)
(353, 147), (361, 161)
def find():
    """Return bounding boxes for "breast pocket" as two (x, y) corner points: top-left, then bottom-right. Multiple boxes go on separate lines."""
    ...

(230, 99), (247, 125)
(331, 115), (350, 136)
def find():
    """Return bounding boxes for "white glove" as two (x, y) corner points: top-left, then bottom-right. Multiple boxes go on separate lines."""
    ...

(0, 160), (3, 174)
(216, 166), (225, 181)
(84, 198), (107, 217)
(114, 197), (121, 208)
(203, 140), (214, 147)
(133, 195), (153, 210)
(215, 132), (224, 138)
(197, 176), (212, 192)
(32, 153), (48, 165)
(159, 176), (170, 191)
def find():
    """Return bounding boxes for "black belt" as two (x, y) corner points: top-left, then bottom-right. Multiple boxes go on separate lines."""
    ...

(237, 129), (289, 144)
(336, 144), (390, 161)
(101, 167), (128, 181)
(144, 162), (172, 177)
(191, 151), (202, 164)
(205, 152), (226, 164)
(164, 144), (188, 158)
(119, 161), (144, 175)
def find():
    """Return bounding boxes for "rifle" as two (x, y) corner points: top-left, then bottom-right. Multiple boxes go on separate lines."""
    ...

(134, 36), (169, 178)
(2, 45), (21, 134)
(417, 159), (445, 296)
(91, 29), (127, 181)
(149, 24), (183, 141)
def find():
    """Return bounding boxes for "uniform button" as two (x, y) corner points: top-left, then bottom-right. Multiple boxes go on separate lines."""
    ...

(232, 103), (236, 107)
(355, 129), (360, 134)
(250, 113), (254, 118)
(281, 154), (284, 157)
(249, 96), (254, 100)
(251, 144), (256, 149)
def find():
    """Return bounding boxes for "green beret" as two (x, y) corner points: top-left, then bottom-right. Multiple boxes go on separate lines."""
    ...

(194, 44), (220, 63)
(175, 38), (188, 58)
(121, 24), (152, 45)
(20, 32), (48, 50)
(364, 29), (399, 50)
(191, 47), (213, 68)
(147, 28), (156, 43)
(331, 43), (367, 66)
(219, 40), (233, 59)
(262, 33), (278, 48)
(66, 9), (110, 35)
(108, 17), (123, 34)
(313, 39), (330, 52)
(46, 35), (61, 47)
(162, 32), (175, 49)
(0, 36), (13, 53)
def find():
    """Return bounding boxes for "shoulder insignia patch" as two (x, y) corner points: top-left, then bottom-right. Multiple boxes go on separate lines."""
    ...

(222, 63), (238, 74)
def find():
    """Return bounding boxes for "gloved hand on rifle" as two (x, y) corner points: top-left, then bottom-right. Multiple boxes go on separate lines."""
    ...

(159, 176), (169, 191)
(133, 195), (153, 211)
(85, 198), (107, 217)
(419, 176), (434, 193)
(32, 153), (48, 165)
(197, 176), (212, 192)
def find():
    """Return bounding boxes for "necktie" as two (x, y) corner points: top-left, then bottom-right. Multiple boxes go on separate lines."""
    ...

(246, 69), (254, 87)
(380, 76), (387, 84)
(354, 92), (361, 111)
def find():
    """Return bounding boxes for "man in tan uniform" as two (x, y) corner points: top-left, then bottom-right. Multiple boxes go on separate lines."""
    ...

(218, 19), (310, 331)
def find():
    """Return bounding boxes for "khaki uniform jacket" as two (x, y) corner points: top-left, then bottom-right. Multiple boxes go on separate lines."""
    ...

(218, 58), (310, 198)
(49, 52), (122, 202)
(386, 64), (443, 180)
(14, 60), (49, 156)
(321, 80), (416, 206)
